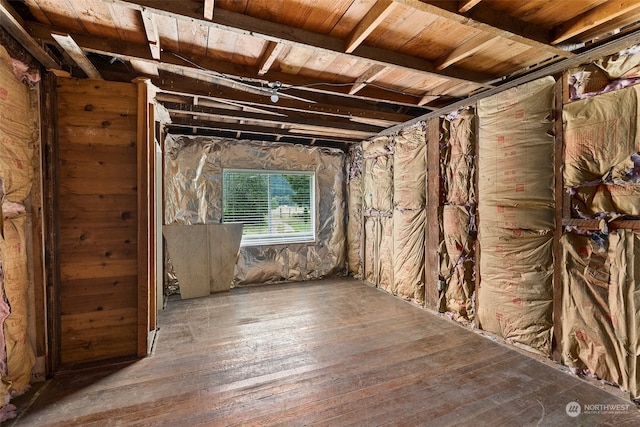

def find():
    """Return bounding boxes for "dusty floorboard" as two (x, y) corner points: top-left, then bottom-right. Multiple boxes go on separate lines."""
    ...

(10, 278), (640, 426)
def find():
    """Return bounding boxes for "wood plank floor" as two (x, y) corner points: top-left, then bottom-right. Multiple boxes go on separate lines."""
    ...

(10, 278), (640, 426)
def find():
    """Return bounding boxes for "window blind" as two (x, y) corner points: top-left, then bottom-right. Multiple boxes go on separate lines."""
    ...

(222, 170), (316, 246)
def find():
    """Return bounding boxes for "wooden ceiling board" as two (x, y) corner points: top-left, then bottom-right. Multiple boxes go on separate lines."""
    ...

(328, 0), (378, 38)
(29, 0), (87, 33)
(397, 16), (482, 62)
(216, 0), (250, 14)
(106, 3), (147, 45)
(298, 0), (356, 34)
(154, 13), (180, 53)
(364, 5), (439, 53)
(67, 0), (121, 40)
(456, 39), (551, 77)
(278, 44), (316, 75)
(374, 68), (445, 96)
(176, 19), (209, 57)
(22, 0), (53, 25)
(229, 32), (265, 67)
(488, 0), (607, 28)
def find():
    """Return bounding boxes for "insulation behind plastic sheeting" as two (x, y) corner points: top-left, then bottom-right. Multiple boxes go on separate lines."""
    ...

(363, 136), (393, 213)
(561, 232), (640, 399)
(347, 145), (363, 277)
(477, 76), (555, 354)
(393, 209), (425, 302)
(394, 127), (426, 209)
(564, 85), (640, 187)
(363, 216), (393, 291)
(164, 135), (345, 285)
(478, 229), (554, 354)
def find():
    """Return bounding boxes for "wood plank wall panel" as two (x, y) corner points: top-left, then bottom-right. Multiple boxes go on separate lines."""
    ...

(55, 77), (139, 366)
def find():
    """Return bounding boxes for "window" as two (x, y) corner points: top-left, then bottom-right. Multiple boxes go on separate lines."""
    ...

(223, 169), (316, 246)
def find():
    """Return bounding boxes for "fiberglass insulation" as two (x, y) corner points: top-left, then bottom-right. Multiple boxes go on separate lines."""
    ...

(164, 135), (345, 285)
(561, 231), (640, 399)
(0, 45), (37, 409)
(476, 76), (556, 355)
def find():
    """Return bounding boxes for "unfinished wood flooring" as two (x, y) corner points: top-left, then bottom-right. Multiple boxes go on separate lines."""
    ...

(11, 278), (640, 426)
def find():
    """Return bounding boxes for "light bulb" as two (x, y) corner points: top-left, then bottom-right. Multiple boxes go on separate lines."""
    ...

(270, 91), (279, 103)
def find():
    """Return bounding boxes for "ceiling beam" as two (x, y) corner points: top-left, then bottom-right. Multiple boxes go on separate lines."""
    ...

(257, 41), (284, 75)
(166, 117), (362, 144)
(51, 32), (102, 79)
(0, 0), (60, 69)
(140, 9), (161, 60)
(349, 64), (388, 95)
(27, 21), (427, 108)
(435, 33), (494, 70)
(345, 0), (399, 53)
(551, 0), (640, 45)
(161, 102), (385, 133)
(458, 0), (482, 13)
(105, 0), (497, 86)
(204, 0), (214, 20)
(152, 70), (412, 124)
(393, 0), (574, 58)
(380, 26), (640, 136)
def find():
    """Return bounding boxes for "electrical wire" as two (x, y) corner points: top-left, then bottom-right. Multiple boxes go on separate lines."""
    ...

(165, 50), (448, 101)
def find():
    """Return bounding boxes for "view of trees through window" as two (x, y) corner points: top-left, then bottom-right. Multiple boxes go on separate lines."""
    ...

(223, 170), (315, 245)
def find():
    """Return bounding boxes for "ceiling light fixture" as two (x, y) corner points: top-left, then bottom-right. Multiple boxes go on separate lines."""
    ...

(268, 81), (282, 103)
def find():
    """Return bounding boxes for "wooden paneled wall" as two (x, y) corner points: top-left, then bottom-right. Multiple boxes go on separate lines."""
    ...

(55, 77), (139, 365)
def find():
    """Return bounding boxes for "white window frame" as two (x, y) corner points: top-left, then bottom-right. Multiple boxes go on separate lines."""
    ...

(222, 169), (316, 246)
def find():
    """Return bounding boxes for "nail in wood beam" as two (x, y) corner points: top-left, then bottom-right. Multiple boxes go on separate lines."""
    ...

(257, 41), (284, 76)
(51, 32), (102, 79)
(141, 9), (161, 60)
(345, 0), (398, 53)
(204, 0), (214, 20)
(349, 64), (388, 95)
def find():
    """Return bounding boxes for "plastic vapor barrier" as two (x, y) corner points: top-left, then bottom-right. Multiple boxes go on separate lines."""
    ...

(164, 135), (345, 286)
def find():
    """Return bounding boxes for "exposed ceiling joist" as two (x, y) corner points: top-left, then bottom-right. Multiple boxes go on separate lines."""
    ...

(257, 41), (284, 76)
(204, 0), (214, 21)
(551, 0), (640, 45)
(394, 0), (574, 58)
(381, 26), (640, 136)
(140, 8), (160, 60)
(166, 117), (362, 144)
(435, 33), (494, 71)
(151, 71), (412, 125)
(344, 0), (399, 53)
(349, 64), (388, 95)
(0, 0), (59, 69)
(105, 0), (497, 86)
(51, 32), (102, 79)
(161, 102), (385, 134)
(458, 0), (482, 13)
(27, 21), (428, 108)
